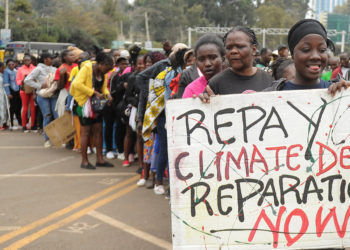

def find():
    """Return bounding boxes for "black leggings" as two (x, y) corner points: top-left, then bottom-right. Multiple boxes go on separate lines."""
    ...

(9, 89), (22, 127)
(103, 106), (126, 153)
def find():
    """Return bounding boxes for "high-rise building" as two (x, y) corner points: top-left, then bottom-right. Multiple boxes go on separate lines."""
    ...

(309, 0), (346, 19)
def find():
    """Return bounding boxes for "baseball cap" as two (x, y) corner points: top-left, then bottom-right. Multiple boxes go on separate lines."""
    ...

(119, 49), (130, 60)
(277, 44), (287, 51)
(169, 43), (188, 58)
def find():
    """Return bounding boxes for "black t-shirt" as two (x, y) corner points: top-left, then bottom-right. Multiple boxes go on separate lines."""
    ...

(209, 69), (273, 95)
(281, 80), (331, 90)
(93, 71), (104, 91)
(208, 68), (274, 95)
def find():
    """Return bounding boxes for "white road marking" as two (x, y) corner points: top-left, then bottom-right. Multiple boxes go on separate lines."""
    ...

(0, 146), (44, 149)
(0, 226), (20, 231)
(0, 156), (75, 180)
(60, 222), (100, 234)
(0, 173), (133, 178)
(88, 210), (172, 250)
(98, 178), (121, 185)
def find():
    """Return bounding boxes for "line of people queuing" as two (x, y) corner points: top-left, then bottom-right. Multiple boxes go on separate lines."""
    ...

(0, 19), (349, 200)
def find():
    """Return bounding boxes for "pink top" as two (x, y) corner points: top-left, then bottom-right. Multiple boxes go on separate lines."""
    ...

(16, 64), (36, 86)
(182, 75), (207, 99)
(122, 66), (132, 74)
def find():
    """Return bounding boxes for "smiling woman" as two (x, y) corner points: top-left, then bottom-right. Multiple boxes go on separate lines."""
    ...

(265, 19), (350, 94)
(267, 19), (336, 91)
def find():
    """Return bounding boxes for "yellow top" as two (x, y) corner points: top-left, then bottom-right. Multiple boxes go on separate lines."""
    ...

(70, 61), (110, 107)
(68, 65), (79, 82)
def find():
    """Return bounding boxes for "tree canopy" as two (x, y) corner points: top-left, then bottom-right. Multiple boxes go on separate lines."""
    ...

(0, 0), (314, 49)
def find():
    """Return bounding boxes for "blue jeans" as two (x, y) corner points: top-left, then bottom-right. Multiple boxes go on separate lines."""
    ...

(150, 134), (159, 173)
(155, 114), (169, 182)
(36, 95), (58, 141)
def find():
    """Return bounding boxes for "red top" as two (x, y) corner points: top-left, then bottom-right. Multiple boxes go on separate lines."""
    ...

(54, 63), (78, 90)
(331, 67), (342, 80)
(16, 64), (36, 86)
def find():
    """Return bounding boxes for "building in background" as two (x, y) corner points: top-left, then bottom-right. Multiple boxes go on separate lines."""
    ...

(308, 0), (346, 19)
(307, 0), (349, 47)
(321, 13), (349, 44)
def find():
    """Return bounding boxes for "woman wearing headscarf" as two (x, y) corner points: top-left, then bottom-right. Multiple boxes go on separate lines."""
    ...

(265, 19), (349, 93)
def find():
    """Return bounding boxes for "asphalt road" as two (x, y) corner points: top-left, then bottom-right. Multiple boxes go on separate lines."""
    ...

(0, 130), (172, 250)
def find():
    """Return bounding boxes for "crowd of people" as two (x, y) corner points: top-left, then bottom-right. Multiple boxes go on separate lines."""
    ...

(0, 19), (349, 200)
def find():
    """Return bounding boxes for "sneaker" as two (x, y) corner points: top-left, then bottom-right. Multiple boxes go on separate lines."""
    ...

(23, 127), (29, 133)
(128, 154), (135, 163)
(106, 151), (115, 159)
(137, 178), (146, 186)
(12, 125), (19, 130)
(133, 154), (138, 161)
(87, 147), (92, 155)
(92, 147), (97, 154)
(30, 127), (38, 133)
(44, 140), (51, 148)
(117, 154), (125, 160)
(154, 184), (165, 195)
(0, 127), (5, 131)
(122, 160), (130, 167)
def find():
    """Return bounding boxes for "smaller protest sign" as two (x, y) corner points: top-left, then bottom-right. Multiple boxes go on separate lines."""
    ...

(44, 112), (76, 147)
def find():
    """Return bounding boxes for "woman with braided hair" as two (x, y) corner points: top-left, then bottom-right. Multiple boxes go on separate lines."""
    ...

(200, 26), (274, 102)
(270, 57), (295, 81)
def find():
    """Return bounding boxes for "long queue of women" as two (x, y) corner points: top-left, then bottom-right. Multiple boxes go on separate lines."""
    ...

(0, 19), (349, 198)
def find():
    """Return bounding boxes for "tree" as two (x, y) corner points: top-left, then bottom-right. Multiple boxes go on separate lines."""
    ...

(206, 0), (255, 27)
(254, 4), (297, 49)
(185, 4), (209, 27)
(10, 0), (40, 41)
(254, 5), (297, 28)
(264, 0), (309, 19)
(132, 0), (186, 42)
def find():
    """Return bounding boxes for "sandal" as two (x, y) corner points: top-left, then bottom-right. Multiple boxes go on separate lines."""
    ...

(96, 161), (114, 167)
(81, 162), (96, 169)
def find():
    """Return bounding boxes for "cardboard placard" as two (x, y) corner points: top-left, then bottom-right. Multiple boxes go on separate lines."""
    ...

(166, 88), (350, 249)
(44, 112), (76, 147)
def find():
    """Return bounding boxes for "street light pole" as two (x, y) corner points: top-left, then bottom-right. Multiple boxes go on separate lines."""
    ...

(145, 11), (150, 41)
(5, 0), (9, 29)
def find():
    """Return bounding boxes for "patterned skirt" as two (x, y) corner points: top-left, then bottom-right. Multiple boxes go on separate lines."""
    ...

(0, 87), (9, 125)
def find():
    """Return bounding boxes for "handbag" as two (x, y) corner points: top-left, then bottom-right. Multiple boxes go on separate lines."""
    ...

(38, 73), (57, 98)
(91, 95), (107, 113)
(90, 69), (108, 114)
(23, 83), (34, 94)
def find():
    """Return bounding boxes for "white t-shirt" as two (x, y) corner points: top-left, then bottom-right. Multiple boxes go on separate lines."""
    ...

(341, 67), (349, 76)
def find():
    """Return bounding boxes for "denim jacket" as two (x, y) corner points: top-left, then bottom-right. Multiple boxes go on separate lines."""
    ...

(4, 68), (18, 95)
